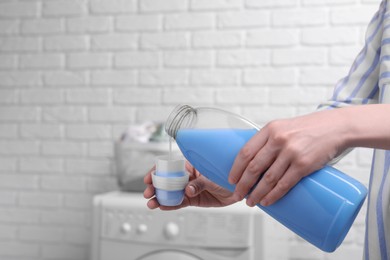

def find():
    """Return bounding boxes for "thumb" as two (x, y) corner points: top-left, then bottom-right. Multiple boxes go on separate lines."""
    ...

(185, 177), (207, 197)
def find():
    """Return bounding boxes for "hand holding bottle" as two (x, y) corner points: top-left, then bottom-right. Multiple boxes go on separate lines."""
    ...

(144, 161), (237, 210)
(229, 109), (348, 207)
(155, 104), (368, 252)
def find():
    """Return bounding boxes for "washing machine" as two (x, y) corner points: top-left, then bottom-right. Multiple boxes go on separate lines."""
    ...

(91, 192), (290, 260)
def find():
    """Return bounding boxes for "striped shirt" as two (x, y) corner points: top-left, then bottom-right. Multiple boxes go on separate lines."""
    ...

(318, 1), (390, 259)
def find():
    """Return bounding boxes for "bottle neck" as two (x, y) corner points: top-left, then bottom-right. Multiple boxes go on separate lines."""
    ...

(165, 104), (197, 139)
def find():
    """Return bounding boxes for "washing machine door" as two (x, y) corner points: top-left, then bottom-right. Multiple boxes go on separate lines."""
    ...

(138, 251), (201, 260)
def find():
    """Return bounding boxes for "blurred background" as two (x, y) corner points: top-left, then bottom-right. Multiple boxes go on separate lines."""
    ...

(0, 0), (380, 259)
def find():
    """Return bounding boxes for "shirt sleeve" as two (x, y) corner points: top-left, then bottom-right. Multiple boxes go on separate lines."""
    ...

(318, 0), (387, 110)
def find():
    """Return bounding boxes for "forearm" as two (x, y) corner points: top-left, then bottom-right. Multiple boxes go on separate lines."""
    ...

(338, 104), (390, 150)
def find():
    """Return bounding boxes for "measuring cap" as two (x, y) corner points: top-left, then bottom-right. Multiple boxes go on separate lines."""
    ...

(152, 155), (189, 206)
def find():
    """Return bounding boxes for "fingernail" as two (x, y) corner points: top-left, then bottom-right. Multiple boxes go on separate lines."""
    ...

(260, 199), (268, 207)
(188, 185), (196, 196)
(246, 199), (255, 207)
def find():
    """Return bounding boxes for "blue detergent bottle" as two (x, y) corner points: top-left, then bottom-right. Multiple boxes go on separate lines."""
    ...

(164, 104), (367, 253)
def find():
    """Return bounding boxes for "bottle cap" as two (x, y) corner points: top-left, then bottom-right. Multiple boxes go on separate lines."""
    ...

(152, 155), (189, 206)
(152, 172), (189, 191)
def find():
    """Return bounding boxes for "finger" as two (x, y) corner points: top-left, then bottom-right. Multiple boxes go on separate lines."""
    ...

(259, 166), (302, 207)
(144, 167), (155, 185)
(143, 168), (156, 198)
(185, 162), (199, 181)
(246, 157), (289, 207)
(185, 161), (195, 173)
(185, 176), (207, 198)
(232, 142), (275, 201)
(143, 184), (155, 199)
(229, 130), (268, 184)
(146, 197), (160, 209)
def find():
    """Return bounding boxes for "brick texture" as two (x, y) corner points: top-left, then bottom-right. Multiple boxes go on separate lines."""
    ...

(0, 0), (379, 259)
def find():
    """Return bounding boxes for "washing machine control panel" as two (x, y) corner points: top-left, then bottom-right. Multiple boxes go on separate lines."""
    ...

(100, 199), (256, 248)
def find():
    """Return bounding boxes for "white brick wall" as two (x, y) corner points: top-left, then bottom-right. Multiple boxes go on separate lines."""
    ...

(0, 0), (380, 259)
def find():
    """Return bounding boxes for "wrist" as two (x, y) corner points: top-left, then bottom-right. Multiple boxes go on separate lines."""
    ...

(337, 104), (390, 149)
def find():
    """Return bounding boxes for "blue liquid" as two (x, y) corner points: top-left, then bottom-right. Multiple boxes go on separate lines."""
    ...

(154, 189), (185, 206)
(155, 170), (186, 206)
(175, 128), (367, 252)
(156, 171), (186, 178)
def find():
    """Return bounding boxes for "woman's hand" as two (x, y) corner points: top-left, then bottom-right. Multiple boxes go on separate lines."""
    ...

(144, 161), (237, 210)
(229, 109), (348, 208)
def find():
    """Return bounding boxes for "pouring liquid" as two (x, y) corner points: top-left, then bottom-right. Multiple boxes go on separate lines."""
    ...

(174, 128), (367, 252)
(169, 137), (173, 161)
